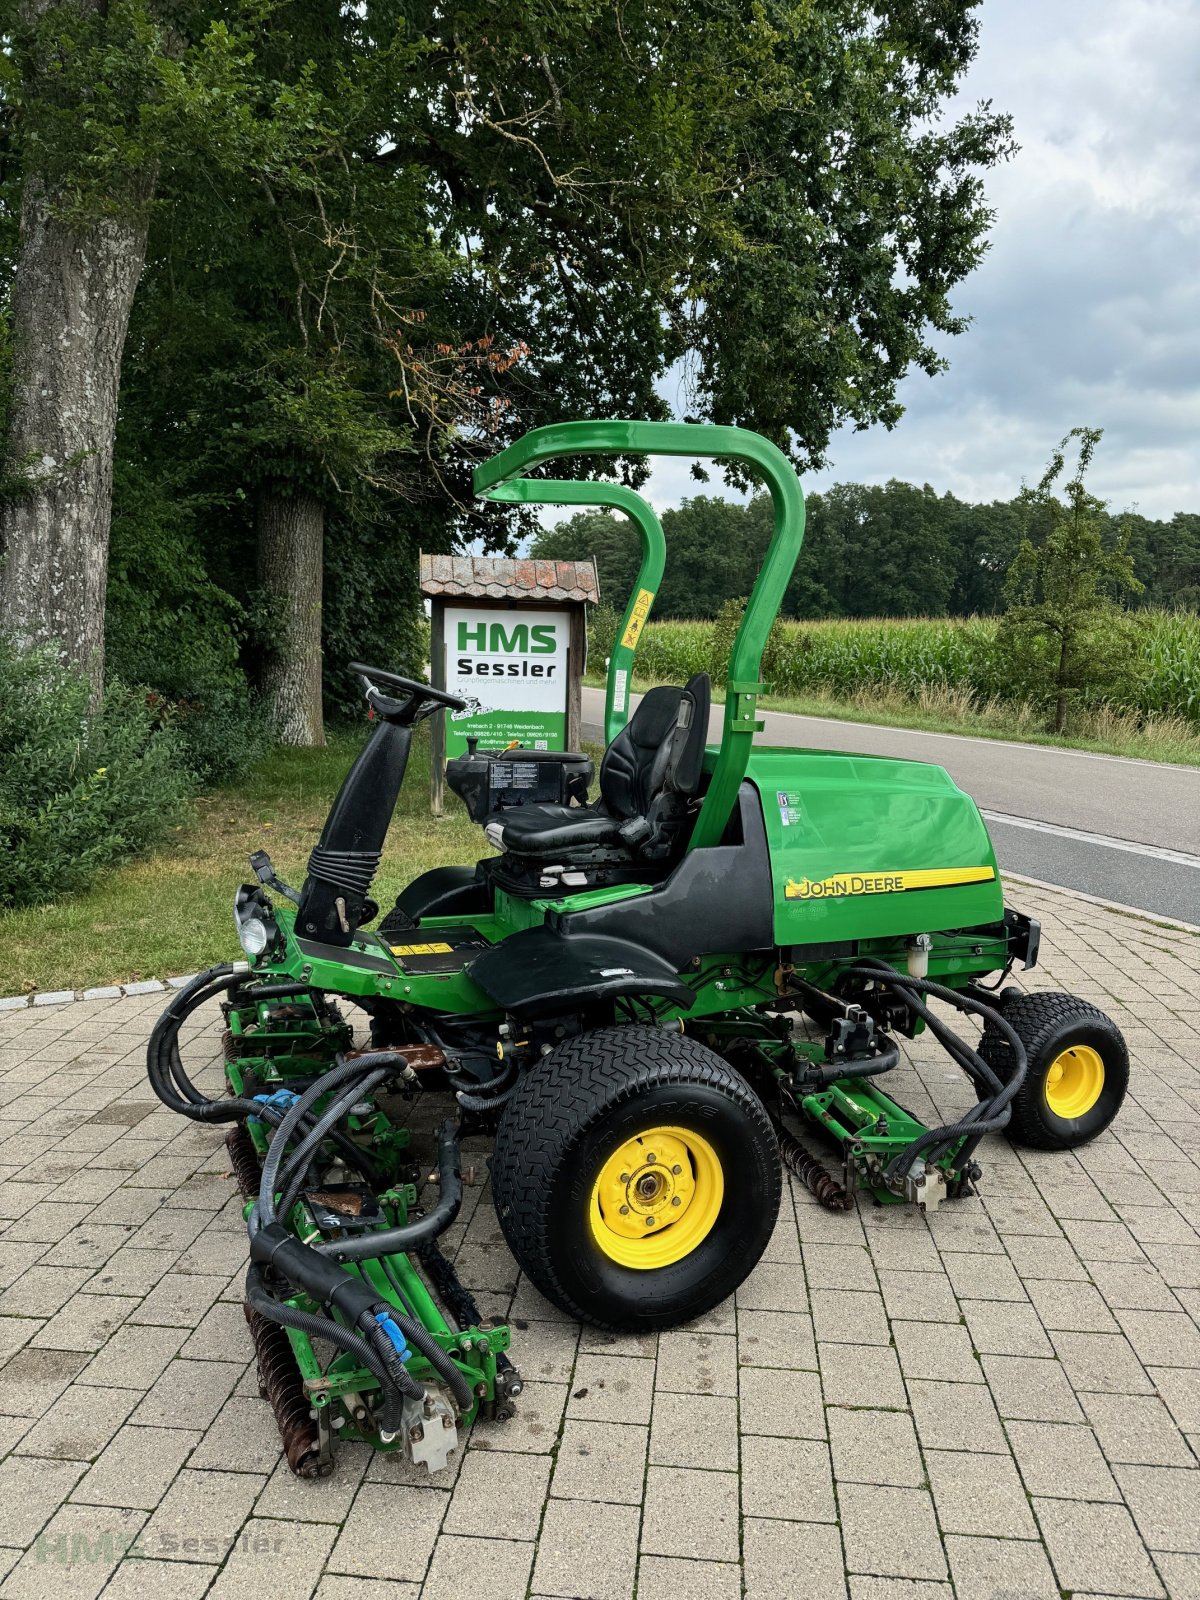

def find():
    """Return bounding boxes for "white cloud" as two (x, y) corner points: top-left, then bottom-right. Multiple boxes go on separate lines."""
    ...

(622, 0), (1200, 521)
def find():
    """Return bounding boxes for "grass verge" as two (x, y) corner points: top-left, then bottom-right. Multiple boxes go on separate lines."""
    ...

(0, 725), (488, 997)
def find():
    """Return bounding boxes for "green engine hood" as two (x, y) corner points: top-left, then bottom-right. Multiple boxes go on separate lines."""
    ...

(744, 747), (1004, 946)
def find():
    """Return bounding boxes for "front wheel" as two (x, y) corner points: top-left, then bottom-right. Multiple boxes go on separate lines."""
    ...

(979, 990), (1128, 1151)
(490, 1026), (781, 1330)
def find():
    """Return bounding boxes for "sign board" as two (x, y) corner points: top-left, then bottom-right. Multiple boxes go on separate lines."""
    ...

(442, 604), (571, 760)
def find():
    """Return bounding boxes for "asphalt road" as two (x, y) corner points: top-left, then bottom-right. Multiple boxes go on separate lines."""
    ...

(581, 685), (1200, 925)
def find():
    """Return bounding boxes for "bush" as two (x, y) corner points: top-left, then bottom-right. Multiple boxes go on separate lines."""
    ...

(0, 644), (193, 910)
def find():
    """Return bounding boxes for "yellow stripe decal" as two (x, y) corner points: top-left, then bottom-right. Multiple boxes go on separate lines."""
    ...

(784, 866), (996, 901)
(389, 942), (454, 956)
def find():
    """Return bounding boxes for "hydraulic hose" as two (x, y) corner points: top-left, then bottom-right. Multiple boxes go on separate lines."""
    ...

(245, 1264), (421, 1403)
(273, 1067), (393, 1224)
(312, 1119), (463, 1262)
(845, 963), (1028, 1182)
(147, 966), (261, 1122)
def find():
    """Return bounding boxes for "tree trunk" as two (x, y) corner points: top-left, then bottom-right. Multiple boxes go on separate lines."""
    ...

(0, 177), (151, 696)
(258, 489), (326, 746)
(1054, 630), (1071, 734)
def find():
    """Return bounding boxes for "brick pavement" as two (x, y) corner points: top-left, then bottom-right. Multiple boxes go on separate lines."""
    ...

(0, 879), (1197, 1599)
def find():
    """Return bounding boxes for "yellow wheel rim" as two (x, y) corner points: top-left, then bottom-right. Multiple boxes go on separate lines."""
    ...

(589, 1125), (724, 1270)
(1044, 1044), (1105, 1119)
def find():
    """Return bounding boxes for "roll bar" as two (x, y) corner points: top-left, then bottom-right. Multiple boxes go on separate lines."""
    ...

(473, 421), (806, 853)
(482, 477), (666, 744)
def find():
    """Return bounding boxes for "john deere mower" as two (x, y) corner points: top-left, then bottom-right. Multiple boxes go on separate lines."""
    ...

(147, 421), (1128, 1478)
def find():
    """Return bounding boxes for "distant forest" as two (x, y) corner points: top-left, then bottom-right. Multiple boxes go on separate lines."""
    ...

(531, 483), (1200, 620)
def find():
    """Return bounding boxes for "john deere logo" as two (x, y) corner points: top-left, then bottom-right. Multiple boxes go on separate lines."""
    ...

(785, 866), (996, 900)
(456, 620), (560, 679)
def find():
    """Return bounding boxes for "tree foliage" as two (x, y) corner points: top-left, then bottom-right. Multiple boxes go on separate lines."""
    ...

(1000, 428), (1143, 732)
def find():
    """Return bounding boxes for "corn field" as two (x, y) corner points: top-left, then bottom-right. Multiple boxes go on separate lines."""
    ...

(609, 610), (1200, 725)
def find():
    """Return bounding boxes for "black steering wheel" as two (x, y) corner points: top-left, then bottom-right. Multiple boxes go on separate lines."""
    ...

(349, 661), (466, 725)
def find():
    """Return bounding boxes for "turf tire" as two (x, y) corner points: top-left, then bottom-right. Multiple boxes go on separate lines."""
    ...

(978, 990), (1128, 1151)
(490, 1025), (781, 1331)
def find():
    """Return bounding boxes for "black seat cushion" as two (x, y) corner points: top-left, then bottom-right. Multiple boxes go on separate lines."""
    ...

(485, 806), (619, 853)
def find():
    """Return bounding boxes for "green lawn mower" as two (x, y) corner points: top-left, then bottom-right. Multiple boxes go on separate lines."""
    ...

(147, 420), (1128, 1479)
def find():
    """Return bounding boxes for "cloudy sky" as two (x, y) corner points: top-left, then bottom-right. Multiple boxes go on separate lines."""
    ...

(637, 0), (1200, 521)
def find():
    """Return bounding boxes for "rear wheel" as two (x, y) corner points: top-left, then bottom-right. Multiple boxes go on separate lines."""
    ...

(979, 991), (1128, 1151)
(490, 1026), (781, 1330)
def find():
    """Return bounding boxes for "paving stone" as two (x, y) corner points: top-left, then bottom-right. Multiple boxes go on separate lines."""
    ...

(939, 1250), (1029, 1303)
(891, 1320), (983, 1383)
(1114, 1462), (1200, 1553)
(650, 1389), (738, 1470)
(737, 1310), (817, 1371)
(877, 1270), (960, 1324)
(443, 1448), (551, 1540)
(743, 1516), (847, 1600)
(32, 992), (75, 1007)
(315, 1581), (418, 1600)
(924, 1448), (1038, 1538)
(741, 1433), (835, 1521)
(0, 1347), (91, 1418)
(640, 1463), (739, 1562)
(565, 1353), (655, 1425)
(908, 1378), (1009, 1452)
(979, 1354), (1085, 1421)
(1034, 1497), (1166, 1598)
(737, 1258), (810, 1314)
(136, 1466), (262, 1562)
(1155, 1553), (1200, 1599)
(78, 1323), (184, 1389)
(327, 1482), (447, 1583)
(819, 1341), (908, 1409)
(655, 1329), (737, 1393)
(739, 1364), (825, 1439)
(186, 1395), (284, 1473)
(849, 1582), (952, 1600)
(838, 1483), (947, 1581)
(636, 1554), (742, 1600)
(510, 1319), (579, 1383)
(1026, 1276), (1120, 1331)
(27, 1292), (137, 1354)
(1081, 1391), (1196, 1466)
(1089, 1260), (1184, 1311)
(803, 1242), (877, 1291)
(1148, 1365), (1200, 1433)
(1002, 1233), (1092, 1281)
(71, 1423), (200, 1510)
(12, 1384), (139, 1462)
(0, 1502), (145, 1600)
(944, 1534), (1061, 1600)
(828, 1406), (924, 1487)
(422, 1533), (534, 1600)
(102, 1557), (218, 1600)
(255, 1443), (370, 1523)
(960, 1297), (1053, 1356)
(207, 1514), (337, 1600)
(0, 1454), (86, 1544)
(1113, 1306), (1200, 1367)
(1007, 1419), (1122, 1500)
(1051, 1330), (1154, 1395)
(810, 1288), (891, 1346)
(550, 1419), (648, 1504)
(532, 1495), (640, 1600)
(469, 1380), (566, 1455)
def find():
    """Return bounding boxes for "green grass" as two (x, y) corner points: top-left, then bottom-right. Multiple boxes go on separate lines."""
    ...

(0, 726), (488, 997)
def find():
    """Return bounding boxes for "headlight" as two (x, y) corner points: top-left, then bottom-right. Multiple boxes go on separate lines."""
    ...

(233, 884), (277, 961)
(238, 916), (270, 957)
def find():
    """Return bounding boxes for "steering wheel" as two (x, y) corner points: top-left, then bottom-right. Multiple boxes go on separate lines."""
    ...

(348, 661), (467, 725)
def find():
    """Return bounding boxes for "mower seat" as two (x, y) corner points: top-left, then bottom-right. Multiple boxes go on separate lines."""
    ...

(483, 674), (711, 865)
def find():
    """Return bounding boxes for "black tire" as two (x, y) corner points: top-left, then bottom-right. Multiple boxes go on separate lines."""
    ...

(490, 1025), (781, 1331)
(978, 990), (1128, 1151)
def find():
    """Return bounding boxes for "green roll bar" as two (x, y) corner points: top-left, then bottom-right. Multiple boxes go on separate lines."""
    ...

(473, 421), (806, 853)
(482, 477), (666, 744)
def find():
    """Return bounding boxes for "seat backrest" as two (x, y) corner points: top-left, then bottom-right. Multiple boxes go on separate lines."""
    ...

(599, 674), (711, 822)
